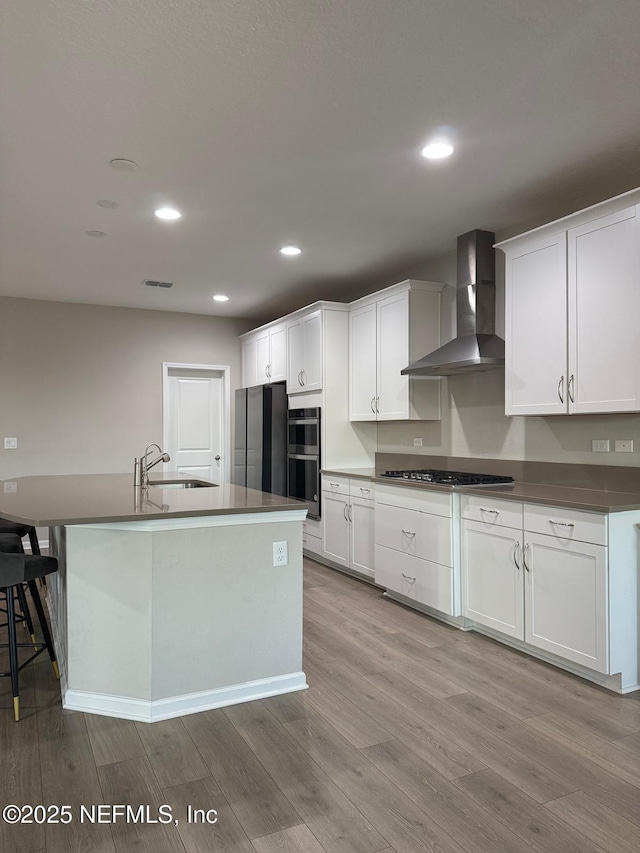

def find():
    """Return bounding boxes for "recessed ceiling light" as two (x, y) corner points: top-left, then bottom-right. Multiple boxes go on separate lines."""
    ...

(85, 230), (106, 238)
(420, 140), (454, 160)
(109, 158), (139, 172)
(213, 294), (230, 302)
(154, 207), (182, 221)
(96, 199), (119, 209)
(280, 245), (302, 256)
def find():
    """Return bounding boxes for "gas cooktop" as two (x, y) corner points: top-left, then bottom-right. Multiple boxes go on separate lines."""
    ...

(379, 469), (514, 487)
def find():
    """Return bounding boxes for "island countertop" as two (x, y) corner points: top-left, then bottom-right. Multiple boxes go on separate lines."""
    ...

(0, 472), (305, 526)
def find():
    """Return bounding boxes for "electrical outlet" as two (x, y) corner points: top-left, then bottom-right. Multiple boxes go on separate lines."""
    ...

(413, 438), (423, 447)
(3, 437), (17, 450)
(3, 481), (17, 493)
(591, 439), (610, 452)
(272, 540), (288, 566)
(615, 439), (634, 453)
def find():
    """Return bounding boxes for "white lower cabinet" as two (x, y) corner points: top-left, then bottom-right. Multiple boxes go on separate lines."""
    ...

(374, 485), (455, 615)
(461, 495), (608, 674)
(321, 476), (375, 578)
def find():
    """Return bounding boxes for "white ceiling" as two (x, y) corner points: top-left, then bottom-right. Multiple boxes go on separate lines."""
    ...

(1, 0), (640, 322)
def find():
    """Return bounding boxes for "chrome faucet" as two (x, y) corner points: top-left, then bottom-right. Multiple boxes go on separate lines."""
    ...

(133, 444), (171, 490)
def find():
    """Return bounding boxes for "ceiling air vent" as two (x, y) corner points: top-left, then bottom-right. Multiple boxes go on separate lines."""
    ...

(144, 280), (174, 288)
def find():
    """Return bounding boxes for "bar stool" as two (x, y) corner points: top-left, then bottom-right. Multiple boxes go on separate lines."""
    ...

(0, 534), (59, 721)
(0, 533), (37, 645)
(0, 518), (41, 555)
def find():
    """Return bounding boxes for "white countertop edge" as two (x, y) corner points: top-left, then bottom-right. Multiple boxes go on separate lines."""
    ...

(68, 509), (308, 532)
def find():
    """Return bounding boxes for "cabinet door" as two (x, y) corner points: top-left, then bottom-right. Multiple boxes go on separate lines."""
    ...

(568, 205), (640, 413)
(255, 330), (270, 385)
(286, 319), (305, 394)
(376, 292), (410, 420)
(242, 338), (258, 388)
(349, 304), (377, 421)
(505, 233), (568, 415)
(462, 521), (524, 639)
(349, 496), (374, 578)
(302, 310), (323, 392)
(268, 323), (287, 383)
(524, 532), (608, 673)
(322, 492), (350, 568)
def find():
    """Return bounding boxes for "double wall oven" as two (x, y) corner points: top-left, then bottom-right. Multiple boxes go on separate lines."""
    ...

(287, 407), (320, 519)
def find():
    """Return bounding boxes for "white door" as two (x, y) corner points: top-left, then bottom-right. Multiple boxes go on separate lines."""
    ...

(524, 532), (608, 673)
(349, 304), (377, 421)
(322, 492), (350, 568)
(302, 310), (323, 392)
(462, 520), (524, 639)
(286, 318), (305, 394)
(568, 205), (640, 413)
(268, 323), (287, 383)
(377, 292), (410, 420)
(349, 496), (375, 577)
(164, 366), (226, 484)
(505, 232), (568, 415)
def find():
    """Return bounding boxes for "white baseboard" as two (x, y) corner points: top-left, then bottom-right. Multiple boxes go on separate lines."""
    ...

(24, 538), (50, 553)
(63, 671), (308, 722)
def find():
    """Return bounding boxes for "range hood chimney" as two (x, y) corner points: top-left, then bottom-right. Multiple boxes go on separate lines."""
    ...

(401, 229), (505, 376)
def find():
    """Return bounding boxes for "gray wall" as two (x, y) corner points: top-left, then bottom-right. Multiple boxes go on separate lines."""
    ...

(0, 297), (251, 479)
(377, 250), (640, 466)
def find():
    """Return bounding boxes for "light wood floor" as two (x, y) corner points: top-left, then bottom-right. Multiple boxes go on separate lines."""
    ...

(2, 557), (640, 853)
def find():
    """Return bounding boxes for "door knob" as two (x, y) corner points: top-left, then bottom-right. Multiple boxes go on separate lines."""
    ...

(215, 455), (221, 461)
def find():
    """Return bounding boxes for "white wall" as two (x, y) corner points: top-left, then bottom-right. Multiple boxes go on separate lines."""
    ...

(376, 250), (640, 466)
(0, 297), (251, 479)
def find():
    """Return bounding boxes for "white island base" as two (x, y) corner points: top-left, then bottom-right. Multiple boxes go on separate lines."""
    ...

(48, 510), (308, 722)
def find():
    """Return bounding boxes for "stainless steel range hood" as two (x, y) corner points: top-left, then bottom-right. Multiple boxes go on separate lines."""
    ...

(402, 229), (505, 376)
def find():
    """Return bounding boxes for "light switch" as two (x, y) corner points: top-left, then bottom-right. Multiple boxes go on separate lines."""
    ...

(3, 437), (17, 450)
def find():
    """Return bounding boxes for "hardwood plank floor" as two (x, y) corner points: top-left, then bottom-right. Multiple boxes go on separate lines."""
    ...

(2, 556), (640, 852)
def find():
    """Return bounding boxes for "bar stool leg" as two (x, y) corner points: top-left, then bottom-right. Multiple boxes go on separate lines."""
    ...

(5, 588), (20, 722)
(27, 580), (59, 680)
(28, 528), (41, 556)
(15, 584), (37, 646)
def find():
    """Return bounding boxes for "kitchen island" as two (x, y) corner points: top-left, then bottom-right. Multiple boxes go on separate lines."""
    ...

(0, 473), (308, 721)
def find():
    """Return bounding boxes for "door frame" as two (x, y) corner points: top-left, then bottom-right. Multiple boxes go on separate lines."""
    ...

(162, 362), (232, 484)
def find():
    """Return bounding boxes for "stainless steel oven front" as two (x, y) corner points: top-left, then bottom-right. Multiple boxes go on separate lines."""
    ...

(287, 408), (320, 519)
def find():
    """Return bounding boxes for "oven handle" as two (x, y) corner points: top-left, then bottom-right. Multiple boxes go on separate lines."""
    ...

(287, 454), (320, 462)
(287, 419), (320, 426)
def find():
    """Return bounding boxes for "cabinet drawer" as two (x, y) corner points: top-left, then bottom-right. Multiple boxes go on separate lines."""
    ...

(375, 545), (453, 615)
(322, 476), (350, 497)
(302, 532), (323, 556)
(349, 480), (375, 501)
(461, 495), (523, 530)
(303, 517), (323, 537)
(524, 504), (607, 546)
(375, 483), (452, 517)
(375, 503), (452, 567)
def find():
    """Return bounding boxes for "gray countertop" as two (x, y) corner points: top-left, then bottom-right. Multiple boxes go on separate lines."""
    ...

(321, 467), (640, 513)
(0, 473), (306, 526)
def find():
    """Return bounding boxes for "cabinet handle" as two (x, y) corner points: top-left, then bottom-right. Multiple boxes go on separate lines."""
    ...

(568, 374), (575, 403)
(360, 488), (371, 495)
(523, 543), (531, 573)
(402, 573), (417, 582)
(300, 369), (306, 386)
(557, 376), (564, 403)
(348, 505), (353, 522)
(513, 541), (521, 570)
(401, 529), (416, 537)
(480, 508), (499, 516)
(376, 396), (380, 413)
(549, 520), (575, 528)
(343, 505), (348, 521)
(298, 370), (303, 386)
(303, 537), (307, 545)
(330, 482), (340, 489)
(265, 364), (270, 378)
(371, 396), (376, 414)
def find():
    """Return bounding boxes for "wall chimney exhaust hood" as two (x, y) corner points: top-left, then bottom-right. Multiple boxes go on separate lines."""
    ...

(401, 229), (505, 376)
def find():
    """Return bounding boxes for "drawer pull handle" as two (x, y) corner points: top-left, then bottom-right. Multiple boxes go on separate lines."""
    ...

(480, 508), (499, 515)
(401, 573), (416, 582)
(550, 520), (575, 528)
(402, 529), (416, 537)
(360, 488), (371, 495)
(330, 482), (340, 488)
(513, 540), (521, 570)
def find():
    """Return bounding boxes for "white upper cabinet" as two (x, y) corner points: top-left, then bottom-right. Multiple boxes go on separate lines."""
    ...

(500, 192), (640, 416)
(287, 309), (323, 394)
(241, 323), (286, 387)
(349, 281), (443, 421)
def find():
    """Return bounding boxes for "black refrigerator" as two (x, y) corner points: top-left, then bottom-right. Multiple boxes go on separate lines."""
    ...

(233, 383), (287, 496)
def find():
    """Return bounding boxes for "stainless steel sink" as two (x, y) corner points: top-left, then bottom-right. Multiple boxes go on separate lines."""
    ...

(149, 480), (216, 489)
